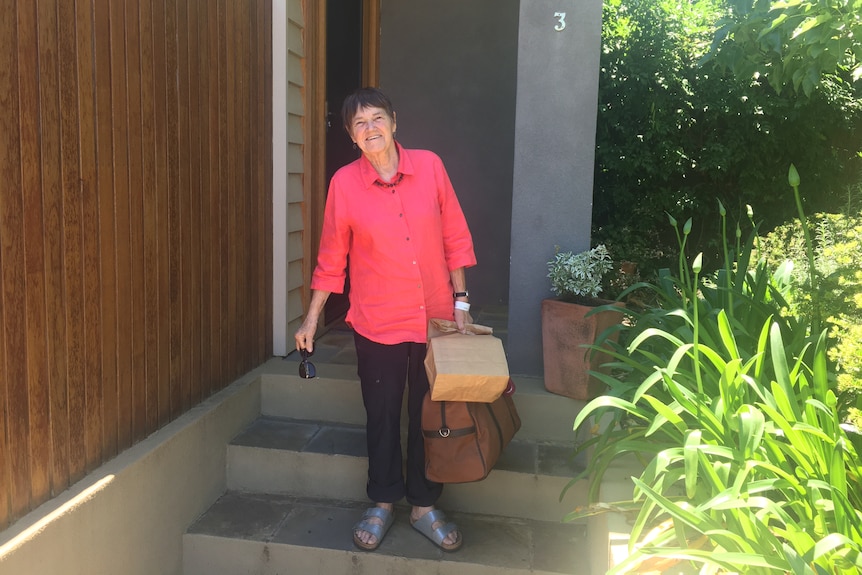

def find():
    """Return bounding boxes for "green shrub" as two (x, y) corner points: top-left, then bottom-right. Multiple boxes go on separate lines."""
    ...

(566, 198), (862, 572)
(758, 211), (862, 428)
(548, 244), (613, 301)
(592, 0), (862, 279)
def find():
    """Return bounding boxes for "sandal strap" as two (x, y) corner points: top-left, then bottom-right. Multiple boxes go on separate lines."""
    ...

(362, 507), (391, 522)
(431, 521), (457, 542)
(412, 509), (457, 545)
(355, 519), (386, 539)
(354, 506), (393, 540)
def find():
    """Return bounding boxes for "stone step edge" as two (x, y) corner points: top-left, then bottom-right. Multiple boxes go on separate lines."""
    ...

(182, 491), (588, 575)
(259, 370), (589, 444)
(259, 363), (580, 400)
(224, 416), (589, 524)
(228, 415), (586, 480)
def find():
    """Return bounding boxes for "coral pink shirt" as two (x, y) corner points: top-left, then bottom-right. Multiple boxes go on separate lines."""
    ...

(311, 144), (476, 344)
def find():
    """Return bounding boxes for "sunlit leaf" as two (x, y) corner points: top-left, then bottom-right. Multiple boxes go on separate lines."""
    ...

(684, 430), (701, 498)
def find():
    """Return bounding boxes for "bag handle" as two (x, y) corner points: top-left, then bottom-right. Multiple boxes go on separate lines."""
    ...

(438, 401), (450, 437)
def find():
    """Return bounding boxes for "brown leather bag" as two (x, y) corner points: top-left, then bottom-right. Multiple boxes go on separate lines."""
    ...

(421, 390), (521, 483)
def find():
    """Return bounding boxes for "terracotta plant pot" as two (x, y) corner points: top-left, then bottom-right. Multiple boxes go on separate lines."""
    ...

(541, 298), (624, 401)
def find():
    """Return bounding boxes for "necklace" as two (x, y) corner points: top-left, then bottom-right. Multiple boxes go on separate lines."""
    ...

(373, 173), (403, 188)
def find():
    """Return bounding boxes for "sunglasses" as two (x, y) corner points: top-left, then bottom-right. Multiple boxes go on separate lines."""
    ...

(299, 348), (316, 379)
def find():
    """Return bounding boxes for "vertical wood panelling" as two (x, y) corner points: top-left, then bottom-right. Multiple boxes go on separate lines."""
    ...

(58, 0), (86, 486)
(0, 0), (11, 528)
(1, 0), (273, 530)
(152, 0), (171, 428)
(1, 0), (29, 520)
(38, 0), (72, 496)
(94, 0), (119, 461)
(139, 0), (159, 433)
(18, 0), (52, 506)
(188, 0), (203, 407)
(125, 0), (147, 445)
(224, 0), (234, 376)
(208, 0), (223, 393)
(75, 0), (103, 475)
(176, 0), (191, 412)
(262, 0), (273, 360)
(198, 0), (213, 398)
(110, 0), (133, 453)
(217, 0), (229, 386)
(165, 0), (182, 420)
(237, 2), (249, 371)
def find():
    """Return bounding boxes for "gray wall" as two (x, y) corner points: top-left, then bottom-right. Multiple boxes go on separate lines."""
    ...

(379, 0), (602, 376)
(379, 0), (519, 307)
(507, 0), (603, 374)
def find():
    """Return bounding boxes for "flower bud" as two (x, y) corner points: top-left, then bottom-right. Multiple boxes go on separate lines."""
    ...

(788, 164), (800, 187)
(692, 253), (703, 274)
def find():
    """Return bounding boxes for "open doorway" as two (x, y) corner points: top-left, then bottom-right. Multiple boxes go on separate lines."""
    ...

(322, 0), (363, 324)
(308, 0), (379, 329)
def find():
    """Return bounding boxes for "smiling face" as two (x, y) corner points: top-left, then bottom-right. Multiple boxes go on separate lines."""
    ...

(348, 105), (397, 158)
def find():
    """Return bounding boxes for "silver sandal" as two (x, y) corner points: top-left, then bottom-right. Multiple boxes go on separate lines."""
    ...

(410, 509), (462, 552)
(352, 506), (394, 551)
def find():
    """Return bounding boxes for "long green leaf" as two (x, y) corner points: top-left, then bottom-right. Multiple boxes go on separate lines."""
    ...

(627, 326), (686, 352)
(811, 329), (829, 400)
(715, 307), (740, 358)
(829, 439), (849, 533)
(810, 533), (862, 564)
(769, 322), (802, 421)
(684, 430), (701, 498)
(737, 404), (766, 458)
(752, 318), (773, 388)
(782, 542), (819, 575)
(631, 477), (725, 533)
(573, 395), (652, 431)
(642, 395), (687, 436)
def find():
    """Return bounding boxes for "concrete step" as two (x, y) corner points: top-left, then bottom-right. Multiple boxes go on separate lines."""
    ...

(183, 491), (589, 575)
(226, 416), (588, 523)
(261, 355), (589, 444)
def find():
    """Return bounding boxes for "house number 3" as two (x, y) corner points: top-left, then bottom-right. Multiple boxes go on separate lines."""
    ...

(554, 12), (567, 31)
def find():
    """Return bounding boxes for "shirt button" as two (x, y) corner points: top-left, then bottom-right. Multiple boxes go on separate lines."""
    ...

(399, 213), (403, 217)
(406, 237), (410, 241)
(420, 305), (424, 310)
(412, 260), (416, 265)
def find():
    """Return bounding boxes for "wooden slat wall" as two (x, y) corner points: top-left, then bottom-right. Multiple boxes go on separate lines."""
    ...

(0, 0), (273, 529)
(287, 0), (307, 337)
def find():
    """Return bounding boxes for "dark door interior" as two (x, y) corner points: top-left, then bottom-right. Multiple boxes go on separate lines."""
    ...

(323, 0), (363, 325)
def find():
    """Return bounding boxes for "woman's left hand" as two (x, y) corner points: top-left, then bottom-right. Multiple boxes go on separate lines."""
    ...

(454, 308), (470, 333)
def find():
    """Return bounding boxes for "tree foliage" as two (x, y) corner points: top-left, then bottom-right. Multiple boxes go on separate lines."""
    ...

(592, 0), (862, 277)
(706, 0), (862, 97)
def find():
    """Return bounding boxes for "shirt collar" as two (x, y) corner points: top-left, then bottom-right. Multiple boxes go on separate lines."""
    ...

(359, 142), (415, 189)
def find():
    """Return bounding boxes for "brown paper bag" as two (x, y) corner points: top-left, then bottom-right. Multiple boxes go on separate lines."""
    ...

(424, 319), (510, 402)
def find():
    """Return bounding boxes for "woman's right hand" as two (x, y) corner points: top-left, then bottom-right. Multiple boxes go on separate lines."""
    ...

(294, 289), (332, 354)
(294, 318), (317, 353)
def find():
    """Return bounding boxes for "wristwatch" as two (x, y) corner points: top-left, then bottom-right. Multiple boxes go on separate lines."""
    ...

(453, 291), (469, 298)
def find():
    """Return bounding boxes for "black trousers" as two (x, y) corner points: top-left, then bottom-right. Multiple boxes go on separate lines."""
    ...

(353, 331), (443, 507)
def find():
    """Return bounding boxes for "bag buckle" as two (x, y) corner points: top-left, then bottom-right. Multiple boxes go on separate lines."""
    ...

(438, 427), (450, 438)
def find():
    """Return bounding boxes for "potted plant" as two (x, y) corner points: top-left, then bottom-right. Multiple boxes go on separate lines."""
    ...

(542, 244), (624, 400)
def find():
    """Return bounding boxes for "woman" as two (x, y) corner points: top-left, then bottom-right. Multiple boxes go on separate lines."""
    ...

(294, 87), (476, 552)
